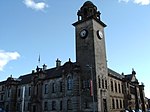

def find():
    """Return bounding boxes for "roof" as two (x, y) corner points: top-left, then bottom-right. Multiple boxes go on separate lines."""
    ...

(124, 74), (133, 81)
(124, 74), (138, 83)
(108, 68), (124, 79)
(19, 73), (33, 85)
(0, 61), (137, 85)
(18, 61), (78, 85)
(18, 67), (62, 85)
(83, 1), (94, 6)
(0, 81), (6, 85)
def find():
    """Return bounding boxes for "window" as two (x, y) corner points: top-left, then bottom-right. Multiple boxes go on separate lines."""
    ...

(82, 80), (90, 89)
(44, 101), (48, 111)
(17, 103), (20, 111)
(60, 100), (62, 110)
(130, 86), (135, 94)
(67, 99), (72, 110)
(2, 86), (4, 91)
(118, 83), (121, 93)
(18, 88), (21, 97)
(52, 101), (56, 110)
(6, 104), (9, 111)
(24, 102), (26, 111)
(112, 99), (115, 109)
(85, 101), (89, 109)
(52, 83), (55, 93)
(1, 95), (3, 100)
(105, 80), (107, 89)
(28, 87), (31, 96)
(67, 76), (73, 90)
(60, 82), (63, 92)
(98, 77), (101, 88)
(123, 100), (125, 108)
(27, 103), (31, 111)
(7, 89), (11, 97)
(44, 84), (48, 94)
(102, 79), (104, 88)
(115, 82), (117, 93)
(116, 99), (119, 109)
(36, 85), (39, 95)
(111, 81), (114, 92)
(122, 85), (124, 93)
(120, 100), (122, 108)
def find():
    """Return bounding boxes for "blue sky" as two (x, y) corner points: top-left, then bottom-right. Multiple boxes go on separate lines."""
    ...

(0, 0), (150, 98)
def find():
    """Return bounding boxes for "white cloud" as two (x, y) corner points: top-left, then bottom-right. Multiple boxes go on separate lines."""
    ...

(23, 0), (48, 11)
(119, 0), (150, 5)
(0, 50), (20, 71)
(119, 0), (130, 3)
(133, 0), (150, 5)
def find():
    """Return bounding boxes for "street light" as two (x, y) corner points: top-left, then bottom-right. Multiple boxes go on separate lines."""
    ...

(86, 65), (95, 112)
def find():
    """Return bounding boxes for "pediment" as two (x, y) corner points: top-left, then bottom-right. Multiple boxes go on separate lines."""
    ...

(131, 75), (138, 83)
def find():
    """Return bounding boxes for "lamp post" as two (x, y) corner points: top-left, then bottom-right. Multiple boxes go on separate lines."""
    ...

(86, 65), (95, 112)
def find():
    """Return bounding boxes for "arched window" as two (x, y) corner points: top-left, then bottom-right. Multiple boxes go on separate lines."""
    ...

(67, 99), (72, 110)
(67, 76), (73, 90)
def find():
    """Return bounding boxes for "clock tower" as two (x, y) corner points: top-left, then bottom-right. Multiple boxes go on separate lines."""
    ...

(73, 1), (110, 112)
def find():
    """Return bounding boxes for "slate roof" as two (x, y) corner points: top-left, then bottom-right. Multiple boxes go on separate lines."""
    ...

(124, 74), (138, 83)
(124, 74), (133, 81)
(108, 68), (124, 79)
(46, 67), (63, 79)
(17, 61), (78, 85)
(18, 67), (63, 85)
(19, 73), (33, 85)
(0, 61), (136, 86)
(0, 81), (6, 85)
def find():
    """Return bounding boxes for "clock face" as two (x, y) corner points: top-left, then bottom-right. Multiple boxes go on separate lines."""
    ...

(97, 30), (103, 39)
(80, 29), (88, 39)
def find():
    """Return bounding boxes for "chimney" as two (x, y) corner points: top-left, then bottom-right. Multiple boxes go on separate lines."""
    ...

(43, 64), (47, 70)
(132, 68), (136, 75)
(56, 58), (61, 67)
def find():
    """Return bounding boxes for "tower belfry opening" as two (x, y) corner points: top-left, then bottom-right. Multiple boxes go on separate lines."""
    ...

(77, 1), (100, 21)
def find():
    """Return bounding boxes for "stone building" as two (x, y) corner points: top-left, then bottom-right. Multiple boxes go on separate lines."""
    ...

(0, 1), (146, 112)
